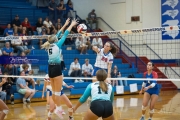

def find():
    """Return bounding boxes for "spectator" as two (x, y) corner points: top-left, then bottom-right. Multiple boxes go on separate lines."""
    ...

(11, 15), (22, 33)
(66, 0), (74, 18)
(48, 0), (57, 21)
(11, 33), (30, 54)
(0, 65), (4, 75)
(1, 74), (14, 104)
(20, 29), (31, 46)
(68, 58), (83, 83)
(55, 18), (62, 28)
(92, 36), (103, 48)
(21, 64), (36, 90)
(82, 59), (93, 81)
(39, 29), (47, 48)
(21, 17), (34, 35)
(3, 24), (14, 36)
(0, 49), (2, 56)
(3, 64), (18, 83)
(83, 36), (91, 50)
(2, 42), (14, 56)
(16, 71), (35, 104)
(43, 17), (54, 34)
(36, 17), (44, 35)
(0, 77), (7, 101)
(111, 65), (121, 86)
(57, 0), (66, 23)
(87, 9), (98, 30)
(75, 37), (88, 54)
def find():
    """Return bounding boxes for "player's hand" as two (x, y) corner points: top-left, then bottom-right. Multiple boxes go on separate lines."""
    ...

(67, 85), (74, 88)
(64, 18), (70, 26)
(139, 90), (143, 95)
(70, 19), (78, 27)
(143, 87), (149, 91)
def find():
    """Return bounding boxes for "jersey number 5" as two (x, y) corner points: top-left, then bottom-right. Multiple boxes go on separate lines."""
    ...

(49, 48), (52, 55)
(98, 86), (108, 94)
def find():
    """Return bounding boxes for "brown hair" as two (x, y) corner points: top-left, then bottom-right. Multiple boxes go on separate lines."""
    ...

(22, 64), (29, 70)
(96, 69), (108, 92)
(107, 42), (118, 56)
(41, 35), (57, 50)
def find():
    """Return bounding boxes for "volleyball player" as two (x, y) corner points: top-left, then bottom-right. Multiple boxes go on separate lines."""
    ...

(73, 69), (114, 120)
(139, 62), (160, 120)
(41, 18), (78, 118)
(42, 74), (74, 120)
(92, 42), (117, 83)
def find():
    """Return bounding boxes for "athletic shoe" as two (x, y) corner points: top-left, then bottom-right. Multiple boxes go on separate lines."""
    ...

(23, 98), (27, 104)
(79, 79), (84, 82)
(139, 116), (145, 120)
(75, 79), (79, 83)
(69, 116), (74, 120)
(148, 118), (152, 120)
(26, 99), (31, 103)
(62, 110), (66, 115)
(10, 95), (14, 105)
(54, 107), (63, 119)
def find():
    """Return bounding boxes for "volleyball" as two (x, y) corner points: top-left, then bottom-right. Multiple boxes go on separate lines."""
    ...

(77, 24), (87, 34)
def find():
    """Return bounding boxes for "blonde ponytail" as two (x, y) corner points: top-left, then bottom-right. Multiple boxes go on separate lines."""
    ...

(41, 41), (51, 50)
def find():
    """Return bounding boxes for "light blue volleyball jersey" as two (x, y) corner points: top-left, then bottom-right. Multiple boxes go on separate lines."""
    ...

(79, 81), (114, 103)
(48, 30), (69, 64)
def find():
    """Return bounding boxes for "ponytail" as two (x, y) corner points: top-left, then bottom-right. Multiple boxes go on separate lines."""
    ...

(99, 81), (108, 92)
(41, 41), (51, 50)
(107, 42), (118, 56)
(96, 69), (108, 92)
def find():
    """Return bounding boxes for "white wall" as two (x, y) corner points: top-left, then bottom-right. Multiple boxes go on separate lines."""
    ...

(73, 0), (180, 59)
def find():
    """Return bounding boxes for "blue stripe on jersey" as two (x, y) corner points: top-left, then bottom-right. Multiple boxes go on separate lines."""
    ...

(55, 30), (70, 48)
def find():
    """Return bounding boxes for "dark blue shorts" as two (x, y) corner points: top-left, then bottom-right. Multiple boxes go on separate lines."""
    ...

(146, 89), (160, 96)
(46, 89), (64, 96)
(92, 67), (107, 76)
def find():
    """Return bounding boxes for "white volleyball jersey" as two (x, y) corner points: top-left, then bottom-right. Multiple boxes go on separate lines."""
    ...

(94, 48), (113, 69)
(48, 43), (61, 64)
(91, 81), (113, 101)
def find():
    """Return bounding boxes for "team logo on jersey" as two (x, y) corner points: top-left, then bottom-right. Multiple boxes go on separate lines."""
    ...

(101, 56), (108, 62)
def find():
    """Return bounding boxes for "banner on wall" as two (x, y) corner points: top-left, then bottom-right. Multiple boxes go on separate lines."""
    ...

(161, 0), (180, 40)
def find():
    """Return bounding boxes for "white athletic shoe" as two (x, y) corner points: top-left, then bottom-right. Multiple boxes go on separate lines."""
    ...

(75, 79), (79, 83)
(79, 79), (84, 82)
(54, 107), (63, 119)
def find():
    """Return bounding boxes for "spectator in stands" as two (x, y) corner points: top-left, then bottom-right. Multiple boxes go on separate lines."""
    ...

(66, 0), (74, 18)
(36, 17), (44, 35)
(21, 64), (36, 90)
(0, 50), (2, 56)
(92, 36), (103, 48)
(48, 0), (57, 21)
(68, 58), (83, 83)
(87, 9), (98, 30)
(75, 37), (88, 54)
(2, 42), (14, 56)
(3, 64), (18, 83)
(111, 65), (121, 86)
(20, 29), (31, 46)
(3, 24), (14, 36)
(11, 15), (22, 33)
(21, 17), (34, 35)
(0, 65), (3, 75)
(57, 0), (66, 23)
(1, 73), (15, 104)
(82, 59), (93, 81)
(39, 29), (47, 48)
(43, 17), (54, 34)
(0, 77), (7, 101)
(55, 18), (62, 28)
(83, 36), (92, 50)
(16, 71), (35, 104)
(11, 33), (30, 54)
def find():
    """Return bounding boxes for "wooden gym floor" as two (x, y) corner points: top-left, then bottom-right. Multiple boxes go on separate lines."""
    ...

(4, 90), (180, 120)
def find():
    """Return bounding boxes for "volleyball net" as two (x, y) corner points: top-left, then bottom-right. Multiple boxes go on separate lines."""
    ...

(0, 25), (179, 84)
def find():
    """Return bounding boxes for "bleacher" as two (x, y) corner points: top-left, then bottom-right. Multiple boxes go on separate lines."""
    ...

(0, 0), (146, 103)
